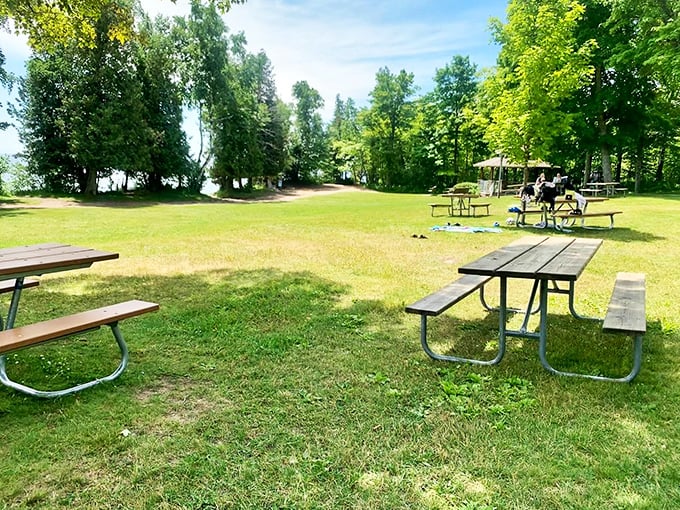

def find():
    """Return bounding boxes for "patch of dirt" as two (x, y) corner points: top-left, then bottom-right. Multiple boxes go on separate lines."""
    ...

(0, 184), (372, 209)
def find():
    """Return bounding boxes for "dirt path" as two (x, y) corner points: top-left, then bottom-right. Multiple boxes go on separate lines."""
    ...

(0, 184), (370, 209)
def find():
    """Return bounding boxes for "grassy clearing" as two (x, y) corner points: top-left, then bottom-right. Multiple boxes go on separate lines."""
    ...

(0, 190), (679, 509)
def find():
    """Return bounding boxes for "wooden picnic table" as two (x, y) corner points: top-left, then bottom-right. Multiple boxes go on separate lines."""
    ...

(0, 243), (119, 329)
(515, 197), (607, 228)
(441, 193), (479, 216)
(0, 243), (126, 397)
(407, 235), (646, 381)
(585, 182), (621, 197)
(458, 235), (603, 376)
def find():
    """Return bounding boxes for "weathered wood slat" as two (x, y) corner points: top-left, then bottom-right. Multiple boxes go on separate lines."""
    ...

(0, 250), (119, 278)
(498, 237), (572, 278)
(0, 243), (65, 258)
(0, 278), (39, 294)
(603, 272), (646, 335)
(552, 211), (622, 219)
(537, 238), (603, 281)
(405, 275), (492, 316)
(0, 300), (159, 354)
(458, 236), (548, 276)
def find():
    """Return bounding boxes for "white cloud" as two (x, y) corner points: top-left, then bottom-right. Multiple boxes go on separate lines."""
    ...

(142, 0), (502, 117)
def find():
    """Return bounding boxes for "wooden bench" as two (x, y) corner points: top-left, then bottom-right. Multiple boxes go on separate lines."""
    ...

(405, 274), (499, 364)
(614, 187), (628, 196)
(540, 272), (645, 383)
(0, 279), (39, 294)
(514, 208), (545, 227)
(429, 203), (451, 216)
(0, 300), (159, 398)
(600, 273), (645, 382)
(551, 211), (622, 231)
(579, 188), (600, 196)
(470, 203), (490, 217)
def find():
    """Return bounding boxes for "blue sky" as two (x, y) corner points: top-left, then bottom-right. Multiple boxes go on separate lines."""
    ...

(0, 0), (508, 157)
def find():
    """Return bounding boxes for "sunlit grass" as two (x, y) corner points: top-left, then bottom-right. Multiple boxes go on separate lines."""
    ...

(0, 190), (679, 508)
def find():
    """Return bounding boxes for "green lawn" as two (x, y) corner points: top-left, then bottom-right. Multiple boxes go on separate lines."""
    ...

(0, 190), (679, 509)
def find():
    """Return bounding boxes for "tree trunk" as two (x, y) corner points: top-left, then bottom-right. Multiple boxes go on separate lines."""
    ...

(84, 169), (97, 196)
(584, 151), (592, 187)
(615, 148), (623, 182)
(634, 138), (644, 193)
(594, 65), (612, 182)
(656, 145), (666, 182)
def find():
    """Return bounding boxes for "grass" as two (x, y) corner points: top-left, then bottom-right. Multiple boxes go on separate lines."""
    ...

(0, 189), (679, 509)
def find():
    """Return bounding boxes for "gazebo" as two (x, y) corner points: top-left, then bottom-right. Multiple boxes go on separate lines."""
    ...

(473, 156), (557, 197)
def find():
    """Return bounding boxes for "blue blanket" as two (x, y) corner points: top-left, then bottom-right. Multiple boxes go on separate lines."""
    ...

(431, 225), (502, 233)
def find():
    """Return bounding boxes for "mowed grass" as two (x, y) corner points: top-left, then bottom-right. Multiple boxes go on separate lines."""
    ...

(0, 189), (679, 509)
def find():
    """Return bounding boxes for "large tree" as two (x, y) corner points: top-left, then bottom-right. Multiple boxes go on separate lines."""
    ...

(289, 80), (326, 184)
(486, 0), (595, 184)
(362, 67), (415, 188)
(432, 55), (478, 180)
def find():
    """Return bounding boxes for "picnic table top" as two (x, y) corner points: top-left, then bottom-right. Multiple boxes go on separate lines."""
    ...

(0, 243), (119, 280)
(458, 236), (603, 281)
(441, 193), (479, 198)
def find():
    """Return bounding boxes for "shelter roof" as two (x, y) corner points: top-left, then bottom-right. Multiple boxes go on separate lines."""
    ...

(472, 156), (557, 169)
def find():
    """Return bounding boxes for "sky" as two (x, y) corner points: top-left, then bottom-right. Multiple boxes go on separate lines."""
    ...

(0, 0), (508, 158)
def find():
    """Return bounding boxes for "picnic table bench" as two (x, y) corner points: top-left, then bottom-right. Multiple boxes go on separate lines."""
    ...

(405, 274), (494, 364)
(428, 203), (451, 216)
(551, 210), (622, 231)
(470, 202), (491, 217)
(0, 300), (159, 398)
(600, 272), (646, 382)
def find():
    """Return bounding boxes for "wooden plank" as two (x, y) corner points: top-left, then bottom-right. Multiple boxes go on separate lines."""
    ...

(0, 250), (119, 279)
(0, 300), (160, 354)
(537, 238), (603, 280)
(0, 278), (39, 294)
(459, 236), (548, 276)
(0, 244), (103, 263)
(496, 237), (573, 279)
(406, 275), (492, 316)
(603, 273), (646, 335)
(553, 211), (622, 220)
(0, 243), (66, 259)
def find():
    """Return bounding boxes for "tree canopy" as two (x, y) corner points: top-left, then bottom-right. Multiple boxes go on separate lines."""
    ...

(4, 0), (680, 195)
(0, 0), (246, 49)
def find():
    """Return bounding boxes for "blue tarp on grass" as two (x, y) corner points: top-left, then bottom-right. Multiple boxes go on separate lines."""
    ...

(431, 225), (503, 233)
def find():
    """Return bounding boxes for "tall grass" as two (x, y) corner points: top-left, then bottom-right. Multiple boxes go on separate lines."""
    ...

(0, 190), (678, 509)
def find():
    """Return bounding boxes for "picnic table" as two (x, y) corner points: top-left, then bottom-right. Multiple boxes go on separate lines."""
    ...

(406, 236), (646, 382)
(459, 236), (645, 381)
(515, 197), (607, 228)
(0, 243), (158, 398)
(441, 193), (479, 216)
(583, 182), (623, 197)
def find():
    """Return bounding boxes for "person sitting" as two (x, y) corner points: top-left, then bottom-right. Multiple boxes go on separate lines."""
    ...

(553, 172), (564, 194)
(563, 176), (586, 214)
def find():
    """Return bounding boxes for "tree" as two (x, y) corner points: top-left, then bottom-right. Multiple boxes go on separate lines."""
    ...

(249, 51), (289, 184)
(174, 0), (232, 190)
(362, 67), (415, 188)
(327, 95), (364, 183)
(432, 55), (478, 180)
(134, 13), (191, 191)
(486, 0), (595, 184)
(289, 80), (326, 184)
